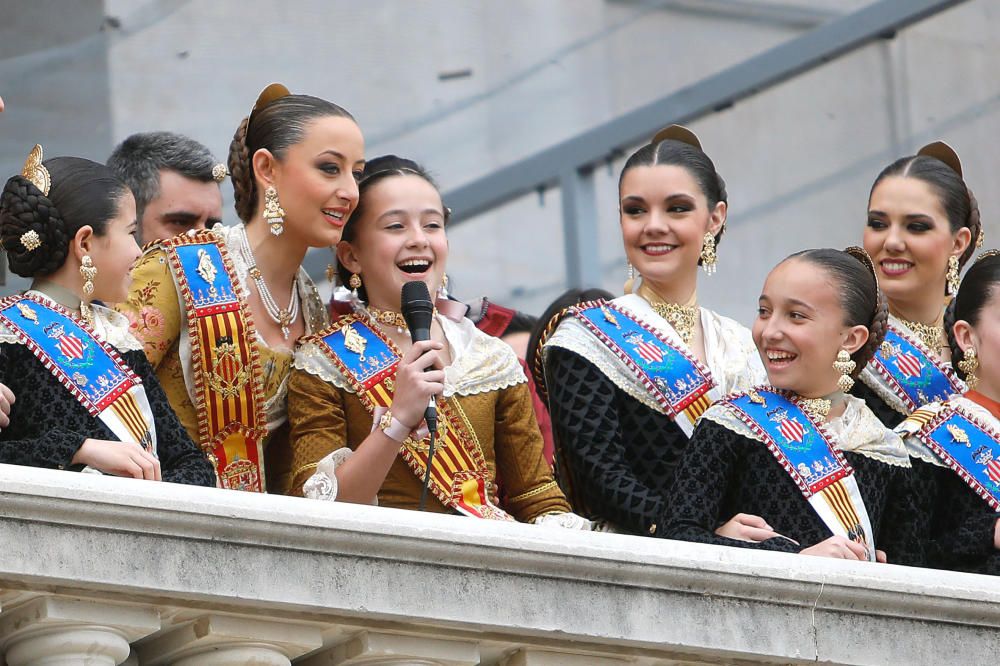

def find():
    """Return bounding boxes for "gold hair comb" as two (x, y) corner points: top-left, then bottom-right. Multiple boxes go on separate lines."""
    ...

(917, 141), (962, 178)
(247, 83), (291, 126)
(21, 144), (50, 196)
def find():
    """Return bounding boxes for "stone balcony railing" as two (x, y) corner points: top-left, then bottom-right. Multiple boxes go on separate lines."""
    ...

(0, 464), (998, 665)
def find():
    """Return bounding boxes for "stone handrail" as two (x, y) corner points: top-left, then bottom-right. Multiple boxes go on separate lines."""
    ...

(0, 463), (996, 665)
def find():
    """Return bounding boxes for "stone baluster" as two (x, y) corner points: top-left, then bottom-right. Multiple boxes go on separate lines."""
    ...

(0, 595), (159, 666)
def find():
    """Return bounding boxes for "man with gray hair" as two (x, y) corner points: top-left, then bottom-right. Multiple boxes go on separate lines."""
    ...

(107, 131), (226, 244)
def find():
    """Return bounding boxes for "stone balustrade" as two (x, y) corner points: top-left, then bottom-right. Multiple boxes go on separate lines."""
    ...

(0, 463), (997, 665)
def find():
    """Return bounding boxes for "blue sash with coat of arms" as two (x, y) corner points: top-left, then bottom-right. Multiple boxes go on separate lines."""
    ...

(0, 294), (155, 452)
(913, 404), (1000, 511)
(869, 325), (962, 413)
(723, 387), (876, 559)
(570, 300), (713, 421)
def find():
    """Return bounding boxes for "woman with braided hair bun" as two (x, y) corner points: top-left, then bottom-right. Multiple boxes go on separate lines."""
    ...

(664, 248), (924, 565)
(856, 141), (981, 427)
(896, 251), (1000, 574)
(0, 146), (213, 485)
(118, 84), (364, 493)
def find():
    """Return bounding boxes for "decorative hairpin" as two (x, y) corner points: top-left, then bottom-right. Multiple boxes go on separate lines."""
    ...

(247, 83), (291, 127)
(650, 124), (702, 150)
(21, 144), (51, 196)
(917, 141), (962, 177)
(211, 163), (228, 182)
(20, 229), (41, 252)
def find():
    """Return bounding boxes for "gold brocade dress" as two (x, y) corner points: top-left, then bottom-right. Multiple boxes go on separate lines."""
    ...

(117, 225), (329, 489)
(282, 312), (572, 521)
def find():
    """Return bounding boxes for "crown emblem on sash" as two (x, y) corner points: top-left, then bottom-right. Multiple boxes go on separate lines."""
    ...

(893, 350), (924, 379)
(769, 406), (805, 443)
(44, 322), (86, 362)
(220, 456), (260, 492)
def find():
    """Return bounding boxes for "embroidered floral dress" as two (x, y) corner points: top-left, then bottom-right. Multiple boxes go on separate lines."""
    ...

(118, 225), (328, 489)
(282, 311), (573, 522)
(0, 289), (214, 485)
(541, 293), (766, 535)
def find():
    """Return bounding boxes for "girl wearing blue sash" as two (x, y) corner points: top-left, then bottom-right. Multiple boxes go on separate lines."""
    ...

(897, 252), (1000, 574)
(855, 142), (981, 427)
(0, 147), (214, 485)
(666, 248), (921, 563)
(540, 126), (766, 537)
(284, 156), (586, 526)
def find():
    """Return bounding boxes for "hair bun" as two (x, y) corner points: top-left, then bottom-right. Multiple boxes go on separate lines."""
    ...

(228, 116), (255, 222)
(0, 175), (69, 277)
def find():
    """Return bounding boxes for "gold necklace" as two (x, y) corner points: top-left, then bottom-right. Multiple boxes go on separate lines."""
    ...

(898, 317), (944, 352)
(799, 392), (845, 422)
(366, 305), (437, 335)
(638, 284), (698, 346)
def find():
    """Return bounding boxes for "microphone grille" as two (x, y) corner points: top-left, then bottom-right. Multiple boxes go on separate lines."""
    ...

(401, 280), (432, 304)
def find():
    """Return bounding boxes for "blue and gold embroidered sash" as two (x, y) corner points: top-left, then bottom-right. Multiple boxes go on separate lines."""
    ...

(310, 314), (513, 520)
(0, 294), (155, 452)
(724, 387), (875, 559)
(869, 324), (962, 413)
(914, 403), (1000, 510)
(164, 231), (267, 492)
(571, 300), (713, 427)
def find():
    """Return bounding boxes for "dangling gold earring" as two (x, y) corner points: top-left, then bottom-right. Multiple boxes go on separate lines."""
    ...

(325, 248), (337, 285)
(958, 347), (979, 390)
(349, 272), (362, 298)
(624, 262), (636, 295)
(263, 185), (286, 236)
(947, 255), (960, 295)
(438, 274), (449, 298)
(833, 349), (856, 392)
(80, 255), (97, 295)
(701, 232), (717, 275)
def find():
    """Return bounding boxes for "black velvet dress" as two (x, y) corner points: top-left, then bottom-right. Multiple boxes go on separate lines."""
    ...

(664, 414), (925, 566)
(0, 340), (215, 487)
(545, 348), (688, 536)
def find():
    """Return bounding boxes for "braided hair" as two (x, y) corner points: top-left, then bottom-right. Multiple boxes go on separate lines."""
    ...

(0, 157), (128, 278)
(619, 137), (728, 261)
(228, 94), (354, 223)
(945, 252), (1000, 380)
(788, 247), (888, 376)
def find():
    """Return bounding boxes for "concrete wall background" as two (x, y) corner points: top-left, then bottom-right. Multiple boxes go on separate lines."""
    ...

(0, 0), (997, 327)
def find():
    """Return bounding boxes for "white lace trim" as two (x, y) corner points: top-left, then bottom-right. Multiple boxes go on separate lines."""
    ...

(1, 294), (143, 353)
(703, 393), (910, 468)
(302, 447), (360, 502)
(543, 295), (765, 416)
(292, 313), (527, 397)
(532, 511), (593, 530)
(896, 396), (995, 468)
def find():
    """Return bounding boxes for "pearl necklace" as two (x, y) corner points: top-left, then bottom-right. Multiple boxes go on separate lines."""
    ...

(239, 228), (299, 339)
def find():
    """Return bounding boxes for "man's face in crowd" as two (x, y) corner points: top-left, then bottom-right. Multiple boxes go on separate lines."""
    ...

(140, 169), (223, 243)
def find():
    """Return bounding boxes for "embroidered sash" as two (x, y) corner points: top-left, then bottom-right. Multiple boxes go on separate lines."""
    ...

(571, 300), (714, 435)
(163, 231), (267, 492)
(310, 314), (513, 520)
(0, 294), (156, 452)
(869, 324), (962, 413)
(913, 403), (1000, 510)
(725, 387), (876, 560)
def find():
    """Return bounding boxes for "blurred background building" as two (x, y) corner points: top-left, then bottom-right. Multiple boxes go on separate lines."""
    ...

(1, 0), (996, 325)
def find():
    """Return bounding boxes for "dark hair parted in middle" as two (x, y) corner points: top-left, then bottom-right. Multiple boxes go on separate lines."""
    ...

(0, 157), (129, 278)
(785, 247), (889, 377)
(228, 94), (355, 223)
(619, 137), (729, 261)
(336, 155), (447, 302)
(945, 252), (1000, 380)
(870, 154), (981, 269)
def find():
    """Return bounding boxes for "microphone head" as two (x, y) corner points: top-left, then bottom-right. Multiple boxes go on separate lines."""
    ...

(401, 280), (434, 333)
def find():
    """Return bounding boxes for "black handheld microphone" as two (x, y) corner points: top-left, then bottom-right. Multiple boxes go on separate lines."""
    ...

(400, 280), (437, 430)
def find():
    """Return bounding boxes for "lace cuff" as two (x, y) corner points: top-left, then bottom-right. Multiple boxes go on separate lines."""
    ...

(532, 511), (593, 530)
(303, 448), (372, 503)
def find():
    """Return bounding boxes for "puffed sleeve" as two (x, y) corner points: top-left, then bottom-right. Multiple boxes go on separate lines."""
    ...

(124, 350), (215, 487)
(285, 367), (349, 496)
(116, 248), (183, 368)
(493, 381), (571, 521)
